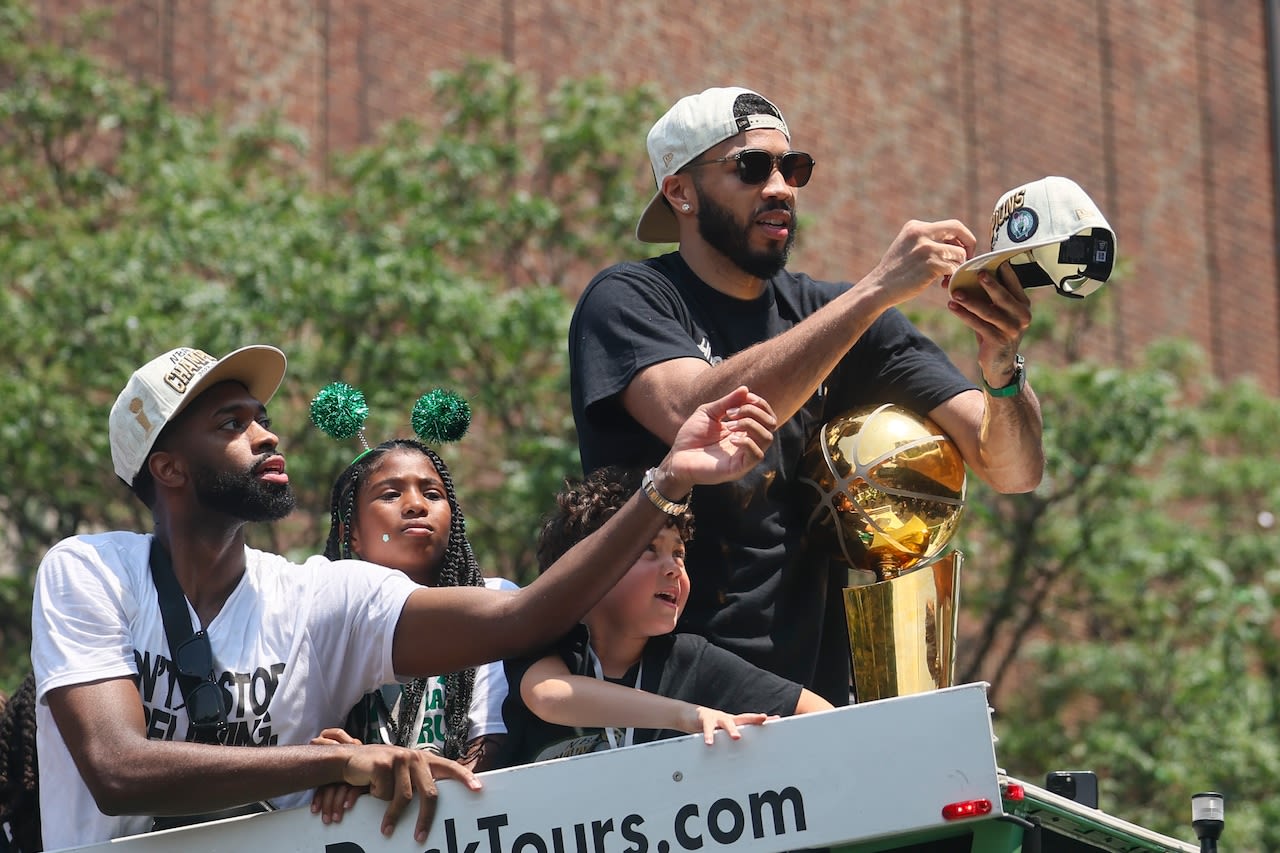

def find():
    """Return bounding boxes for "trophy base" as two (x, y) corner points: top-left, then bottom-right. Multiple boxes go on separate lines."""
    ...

(844, 551), (962, 703)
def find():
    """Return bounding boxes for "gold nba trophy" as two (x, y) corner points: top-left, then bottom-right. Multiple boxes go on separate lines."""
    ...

(799, 404), (967, 703)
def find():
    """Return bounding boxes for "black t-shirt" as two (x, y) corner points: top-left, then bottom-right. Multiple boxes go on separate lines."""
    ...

(569, 253), (974, 704)
(498, 627), (803, 767)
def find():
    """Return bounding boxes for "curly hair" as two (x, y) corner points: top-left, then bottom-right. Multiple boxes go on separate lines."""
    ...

(323, 440), (482, 762)
(0, 672), (41, 852)
(536, 466), (694, 573)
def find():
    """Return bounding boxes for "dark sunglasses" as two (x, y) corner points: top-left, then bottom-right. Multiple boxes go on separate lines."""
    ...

(683, 149), (815, 187)
(175, 630), (229, 739)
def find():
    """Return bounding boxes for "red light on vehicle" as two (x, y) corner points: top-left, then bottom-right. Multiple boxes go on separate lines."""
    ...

(942, 799), (993, 821)
(1004, 783), (1025, 801)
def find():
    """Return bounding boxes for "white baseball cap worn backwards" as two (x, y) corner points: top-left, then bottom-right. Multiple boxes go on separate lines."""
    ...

(949, 176), (1116, 299)
(636, 86), (790, 244)
(108, 345), (288, 485)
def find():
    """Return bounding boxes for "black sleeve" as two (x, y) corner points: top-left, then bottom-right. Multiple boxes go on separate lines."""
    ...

(570, 260), (712, 471)
(828, 308), (977, 416)
(502, 626), (588, 704)
(496, 628), (588, 768)
(570, 261), (706, 417)
(653, 634), (803, 728)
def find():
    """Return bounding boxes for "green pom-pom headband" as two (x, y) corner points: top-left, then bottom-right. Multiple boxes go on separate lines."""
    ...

(310, 381), (471, 462)
(412, 388), (470, 444)
(310, 382), (371, 447)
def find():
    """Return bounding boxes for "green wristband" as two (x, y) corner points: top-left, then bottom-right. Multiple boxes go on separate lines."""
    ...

(982, 354), (1026, 398)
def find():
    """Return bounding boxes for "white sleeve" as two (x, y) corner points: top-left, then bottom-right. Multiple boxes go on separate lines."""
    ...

(467, 660), (509, 738)
(31, 535), (143, 701)
(296, 555), (421, 712)
(466, 577), (520, 739)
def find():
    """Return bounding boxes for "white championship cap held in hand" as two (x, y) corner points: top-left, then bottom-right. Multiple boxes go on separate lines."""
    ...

(949, 176), (1116, 300)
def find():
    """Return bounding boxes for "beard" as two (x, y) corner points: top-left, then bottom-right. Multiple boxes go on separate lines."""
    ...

(191, 456), (295, 522)
(694, 186), (796, 281)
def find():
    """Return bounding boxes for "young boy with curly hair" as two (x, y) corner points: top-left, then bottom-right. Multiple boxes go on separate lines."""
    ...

(498, 467), (830, 766)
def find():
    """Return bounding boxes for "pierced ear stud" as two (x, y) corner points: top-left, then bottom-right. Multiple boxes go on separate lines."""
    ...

(382, 533), (391, 543)
(681, 203), (691, 212)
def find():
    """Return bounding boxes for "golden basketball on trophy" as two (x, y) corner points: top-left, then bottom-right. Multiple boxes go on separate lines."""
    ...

(798, 403), (968, 703)
(799, 403), (966, 580)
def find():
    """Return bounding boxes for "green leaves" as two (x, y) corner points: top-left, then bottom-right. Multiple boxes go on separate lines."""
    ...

(0, 13), (652, 624)
(5, 3), (1280, 840)
(971, 347), (1280, 843)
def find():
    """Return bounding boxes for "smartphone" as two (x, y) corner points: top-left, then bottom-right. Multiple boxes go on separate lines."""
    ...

(1045, 770), (1099, 809)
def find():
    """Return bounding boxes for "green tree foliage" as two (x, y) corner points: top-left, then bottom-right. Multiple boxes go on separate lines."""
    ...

(2, 2), (1276, 842)
(957, 322), (1280, 843)
(0, 0), (660, 687)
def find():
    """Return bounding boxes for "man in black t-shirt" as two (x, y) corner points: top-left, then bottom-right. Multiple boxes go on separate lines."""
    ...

(569, 87), (1046, 705)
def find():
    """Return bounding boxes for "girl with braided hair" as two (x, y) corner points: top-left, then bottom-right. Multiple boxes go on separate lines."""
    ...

(320, 439), (514, 773)
(0, 673), (41, 852)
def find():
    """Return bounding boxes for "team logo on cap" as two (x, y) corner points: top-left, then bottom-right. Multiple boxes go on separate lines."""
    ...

(1007, 208), (1038, 243)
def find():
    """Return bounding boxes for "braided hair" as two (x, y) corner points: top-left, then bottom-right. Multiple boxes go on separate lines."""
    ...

(0, 672), (41, 852)
(323, 439), (482, 762)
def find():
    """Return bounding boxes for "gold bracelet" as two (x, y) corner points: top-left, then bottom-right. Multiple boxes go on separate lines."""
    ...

(641, 468), (691, 516)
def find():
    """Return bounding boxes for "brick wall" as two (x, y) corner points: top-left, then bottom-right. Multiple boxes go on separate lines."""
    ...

(34, 0), (1280, 392)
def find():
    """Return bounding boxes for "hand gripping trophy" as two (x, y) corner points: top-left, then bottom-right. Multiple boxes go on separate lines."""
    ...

(801, 176), (1116, 703)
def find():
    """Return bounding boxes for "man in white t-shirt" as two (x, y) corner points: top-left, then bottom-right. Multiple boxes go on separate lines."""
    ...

(32, 344), (776, 850)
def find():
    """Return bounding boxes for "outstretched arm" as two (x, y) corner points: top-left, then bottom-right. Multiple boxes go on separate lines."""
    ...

(621, 220), (977, 444)
(624, 246), (1043, 494)
(520, 656), (769, 745)
(47, 677), (480, 843)
(391, 387), (777, 677)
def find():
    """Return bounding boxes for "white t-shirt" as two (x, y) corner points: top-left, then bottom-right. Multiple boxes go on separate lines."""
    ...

(360, 577), (517, 751)
(469, 577), (518, 739)
(32, 530), (420, 850)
